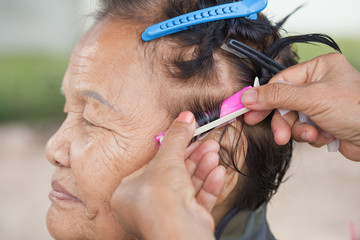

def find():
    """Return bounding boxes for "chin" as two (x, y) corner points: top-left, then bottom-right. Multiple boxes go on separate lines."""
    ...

(47, 205), (87, 240)
(47, 204), (125, 240)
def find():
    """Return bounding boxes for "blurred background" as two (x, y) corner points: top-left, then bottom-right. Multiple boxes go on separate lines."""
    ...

(0, 0), (359, 239)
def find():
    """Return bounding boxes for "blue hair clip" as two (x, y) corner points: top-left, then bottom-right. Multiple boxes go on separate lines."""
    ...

(142, 0), (268, 41)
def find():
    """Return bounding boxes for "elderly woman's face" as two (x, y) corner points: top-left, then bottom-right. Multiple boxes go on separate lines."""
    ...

(45, 19), (169, 239)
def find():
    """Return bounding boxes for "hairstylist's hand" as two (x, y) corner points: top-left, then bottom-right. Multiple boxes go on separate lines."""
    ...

(241, 53), (360, 161)
(111, 112), (225, 240)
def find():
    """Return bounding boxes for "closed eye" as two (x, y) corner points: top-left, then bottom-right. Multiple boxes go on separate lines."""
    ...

(83, 116), (97, 127)
(83, 115), (113, 132)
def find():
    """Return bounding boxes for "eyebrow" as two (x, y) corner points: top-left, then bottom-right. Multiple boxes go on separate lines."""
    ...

(60, 87), (115, 110)
(82, 90), (115, 110)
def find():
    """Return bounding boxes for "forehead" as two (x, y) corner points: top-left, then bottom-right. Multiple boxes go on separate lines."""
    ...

(63, 18), (162, 112)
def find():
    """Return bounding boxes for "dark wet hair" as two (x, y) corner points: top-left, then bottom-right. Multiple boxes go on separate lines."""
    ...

(97, 0), (340, 210)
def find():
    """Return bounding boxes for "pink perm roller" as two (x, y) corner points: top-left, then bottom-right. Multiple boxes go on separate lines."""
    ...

(155, 78), (259, 146)
(220, 86), (252, 118)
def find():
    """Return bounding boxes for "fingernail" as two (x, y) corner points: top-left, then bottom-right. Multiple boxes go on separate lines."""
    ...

(177, 111), (194, 124)
(241, 89), (257, 105)
(301, 132), (309, 142)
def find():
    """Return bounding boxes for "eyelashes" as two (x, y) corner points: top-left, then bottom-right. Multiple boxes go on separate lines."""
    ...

(83, 117), (96, 127)
(82, 114), (99, 128)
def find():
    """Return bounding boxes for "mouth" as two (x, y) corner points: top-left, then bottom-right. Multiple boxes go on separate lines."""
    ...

(49, 181), (81, 203)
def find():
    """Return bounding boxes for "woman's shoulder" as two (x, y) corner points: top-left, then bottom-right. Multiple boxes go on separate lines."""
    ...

(215, 204), (275, 240)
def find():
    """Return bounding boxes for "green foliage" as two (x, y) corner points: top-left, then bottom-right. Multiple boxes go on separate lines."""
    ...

(295, 38), (360, 71)
(0, 38), (359, 123)
(0, 54), (67, 122)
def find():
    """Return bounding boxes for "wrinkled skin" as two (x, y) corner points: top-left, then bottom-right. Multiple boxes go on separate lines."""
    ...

(45, 18), (242, 240)
(45, 19), (170, 240)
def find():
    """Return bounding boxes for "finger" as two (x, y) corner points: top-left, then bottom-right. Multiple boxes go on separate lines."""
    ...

(309, 129), (336, 148)
(339, 141), (360, 162)
(291, 122), (319, 143)
(271, 110), (298, 145)
(185, 140), (220, 176)
(184, 140), (201, 159)
(196, 166), (226, 213)
(241, 82), (314, 113)
(243, 110), (271, 125)
(241, 57), (327, 113)
(268, 58), (321, 85)
(191, 151), (219, 194)
(157, 111), (196, 162)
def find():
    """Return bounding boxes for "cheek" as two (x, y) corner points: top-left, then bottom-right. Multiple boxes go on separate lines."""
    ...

(51, 128), (155, 239)
(71, 127), (156, 211)
(53, 117), (160, 239)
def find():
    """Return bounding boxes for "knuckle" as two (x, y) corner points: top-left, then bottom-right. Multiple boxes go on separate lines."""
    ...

(267, 83), (285, 106)
(315, 53), (344, 70)
(328, 52), (345, 61)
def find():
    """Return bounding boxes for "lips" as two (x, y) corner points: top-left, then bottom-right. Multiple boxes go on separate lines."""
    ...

(49, 181), (81, 203)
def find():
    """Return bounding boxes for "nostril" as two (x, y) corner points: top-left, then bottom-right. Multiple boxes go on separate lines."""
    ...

(45, 136), (71, 167)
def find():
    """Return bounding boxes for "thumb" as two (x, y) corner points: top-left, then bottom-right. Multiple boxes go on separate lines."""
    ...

(241, 56), (329, 112)
(241, 81), (317, 115)
(157, 111), (196, 163)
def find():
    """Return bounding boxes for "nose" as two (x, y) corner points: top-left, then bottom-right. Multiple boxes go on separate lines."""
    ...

(45, 122), (71, 168)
